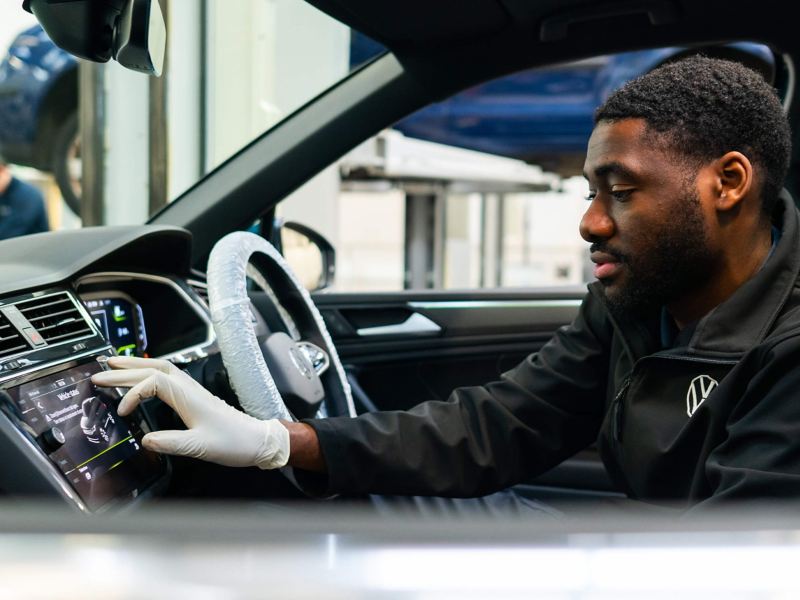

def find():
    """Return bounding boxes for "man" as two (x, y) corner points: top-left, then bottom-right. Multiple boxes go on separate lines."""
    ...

(0, 153), (49, 240)
(93, 56), (800, 508)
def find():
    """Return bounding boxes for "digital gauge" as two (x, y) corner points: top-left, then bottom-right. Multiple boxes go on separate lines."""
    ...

(82, 295), (148, 357)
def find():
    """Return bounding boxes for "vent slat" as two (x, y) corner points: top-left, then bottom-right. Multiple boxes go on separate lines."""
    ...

(35, 319), (80, 333)
(43, 328), (93, 343)
(7, 292), (94, 348)
(16, 298), (71, 313)
(0, 344), (27, 355)
(0, 312), (29, 359)
(37, 321), (86, 334)
(26, 308), (80, 323)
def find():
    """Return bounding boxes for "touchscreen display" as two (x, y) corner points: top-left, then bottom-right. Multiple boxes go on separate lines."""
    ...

(83, 297), (147, 357)
(6, 360), (164, 510)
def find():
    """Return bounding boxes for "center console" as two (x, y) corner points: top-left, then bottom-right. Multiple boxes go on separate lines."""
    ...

(0, 289), (169, 512)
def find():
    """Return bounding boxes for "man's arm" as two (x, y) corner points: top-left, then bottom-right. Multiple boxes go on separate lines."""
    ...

(292, 291), (614, 498)
(0, 198), (28, 240)
(0, 180), (48, 238)
(24, 181), (49, 234)
(283, 421), (325, 472)
(91, 292), (613, 498)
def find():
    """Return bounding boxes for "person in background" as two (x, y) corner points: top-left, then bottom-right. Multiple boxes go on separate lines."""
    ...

(0, 150), (49, 240)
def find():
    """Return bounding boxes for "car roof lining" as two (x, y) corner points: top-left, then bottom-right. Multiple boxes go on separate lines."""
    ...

(309, 0), (793, 92)
(303, 0), (513, 47)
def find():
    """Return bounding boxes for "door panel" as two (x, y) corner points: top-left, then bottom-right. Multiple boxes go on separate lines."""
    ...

(319, 290), (584, 361)
(313, 288), (621, 498)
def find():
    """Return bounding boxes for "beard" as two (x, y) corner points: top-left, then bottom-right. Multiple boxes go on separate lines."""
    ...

(595, 187), (717, 321)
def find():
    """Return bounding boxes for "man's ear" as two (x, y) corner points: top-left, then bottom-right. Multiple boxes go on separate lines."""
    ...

(715, 151), (753, 211)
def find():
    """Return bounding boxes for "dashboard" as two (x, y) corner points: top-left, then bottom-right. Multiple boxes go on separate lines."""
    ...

(75, 272), (215, 362)
(0, 226), (241, 512)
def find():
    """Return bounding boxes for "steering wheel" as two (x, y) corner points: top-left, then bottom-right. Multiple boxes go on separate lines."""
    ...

(206, 232), (356, 421)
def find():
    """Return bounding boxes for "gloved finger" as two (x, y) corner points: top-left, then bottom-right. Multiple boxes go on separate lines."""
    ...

(117, 372), (180, 418)
(143, 430), (205, 460)
(107, 356), (174, 373)
(92, 367), (163, 389)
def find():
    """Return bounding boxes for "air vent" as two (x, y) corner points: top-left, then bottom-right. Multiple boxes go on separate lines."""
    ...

(0, 311), (29, 359)
(14, 293), (93, 345)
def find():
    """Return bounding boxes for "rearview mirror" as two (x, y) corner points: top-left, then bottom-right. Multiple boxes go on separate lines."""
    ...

(23, 0), (166, 76)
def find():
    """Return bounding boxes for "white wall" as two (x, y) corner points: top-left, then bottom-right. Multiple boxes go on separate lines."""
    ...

(0, 8), (36, 56)
(502, 176), (590, 286)
(167, 0), (203, 201)
(206, 0), (351, 252)
(205, 0), (350, 171)
(102, 63), (151, 226)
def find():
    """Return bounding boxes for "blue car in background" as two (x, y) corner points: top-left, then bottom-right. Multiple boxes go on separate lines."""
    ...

(0, 25), (79, 211)
(0, 25), (777, 214)
(382, 35), (778, 174)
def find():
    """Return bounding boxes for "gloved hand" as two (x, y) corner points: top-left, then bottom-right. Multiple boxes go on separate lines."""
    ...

(91, 356), (290, 470)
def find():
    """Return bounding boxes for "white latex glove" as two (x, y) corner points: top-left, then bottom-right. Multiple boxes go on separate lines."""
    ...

(91, 356), (290, 470)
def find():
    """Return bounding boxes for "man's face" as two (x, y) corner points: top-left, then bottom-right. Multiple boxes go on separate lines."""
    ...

(581, 119), (719, 319)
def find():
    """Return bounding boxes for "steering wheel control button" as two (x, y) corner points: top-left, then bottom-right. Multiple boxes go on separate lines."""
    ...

(261, 332), (324, 419)
(296, 341), (330, 375)
(38, 426), (66, 453)
(289, 346), (314, 380)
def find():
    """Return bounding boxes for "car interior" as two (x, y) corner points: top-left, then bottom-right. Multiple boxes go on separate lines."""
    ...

(1, 0), (798, 514)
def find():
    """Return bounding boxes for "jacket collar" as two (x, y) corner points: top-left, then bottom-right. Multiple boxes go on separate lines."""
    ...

(589, 190), (800, 360)
(688, 190), (800, 357)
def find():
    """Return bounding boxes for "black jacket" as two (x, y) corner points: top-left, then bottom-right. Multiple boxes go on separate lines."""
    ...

(305, 192), (800, 508)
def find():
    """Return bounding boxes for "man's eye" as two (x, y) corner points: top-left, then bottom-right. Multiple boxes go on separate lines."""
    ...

(610, 189), (634, 201)
(585, 192), (597, 202)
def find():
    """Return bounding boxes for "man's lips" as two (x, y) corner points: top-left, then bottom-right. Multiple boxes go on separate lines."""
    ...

(591, 251), (622, 280)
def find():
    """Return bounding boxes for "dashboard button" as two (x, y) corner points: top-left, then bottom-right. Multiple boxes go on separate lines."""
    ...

(22, 327), (46, 347)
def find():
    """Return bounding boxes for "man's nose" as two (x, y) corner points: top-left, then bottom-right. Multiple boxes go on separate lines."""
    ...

(579, 198), (614, 242)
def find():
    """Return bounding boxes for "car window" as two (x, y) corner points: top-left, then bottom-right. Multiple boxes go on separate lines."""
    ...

(278, 42), (779, 292)
(0, 0), (385, 241)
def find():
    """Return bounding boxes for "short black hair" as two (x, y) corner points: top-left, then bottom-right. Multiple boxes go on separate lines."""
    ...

(595, 55), (791, 214)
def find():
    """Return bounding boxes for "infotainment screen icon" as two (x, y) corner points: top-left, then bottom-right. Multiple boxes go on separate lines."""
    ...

(5, 358), (165, 510)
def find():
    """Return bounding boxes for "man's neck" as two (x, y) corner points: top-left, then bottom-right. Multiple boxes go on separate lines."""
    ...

(667, 226), (774, 329)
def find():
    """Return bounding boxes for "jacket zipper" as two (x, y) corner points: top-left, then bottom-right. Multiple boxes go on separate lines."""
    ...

(612, 375), (631, 443)
(610, 353), (736, 445)
(646, 353), (738, 366)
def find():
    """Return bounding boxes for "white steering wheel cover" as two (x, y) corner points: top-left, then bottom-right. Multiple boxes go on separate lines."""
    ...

(206, 231), (355, 420)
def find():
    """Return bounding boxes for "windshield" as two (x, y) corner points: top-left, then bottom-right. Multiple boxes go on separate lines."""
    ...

(0, 0), (778, 273)
(0, 0), (383, 235)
